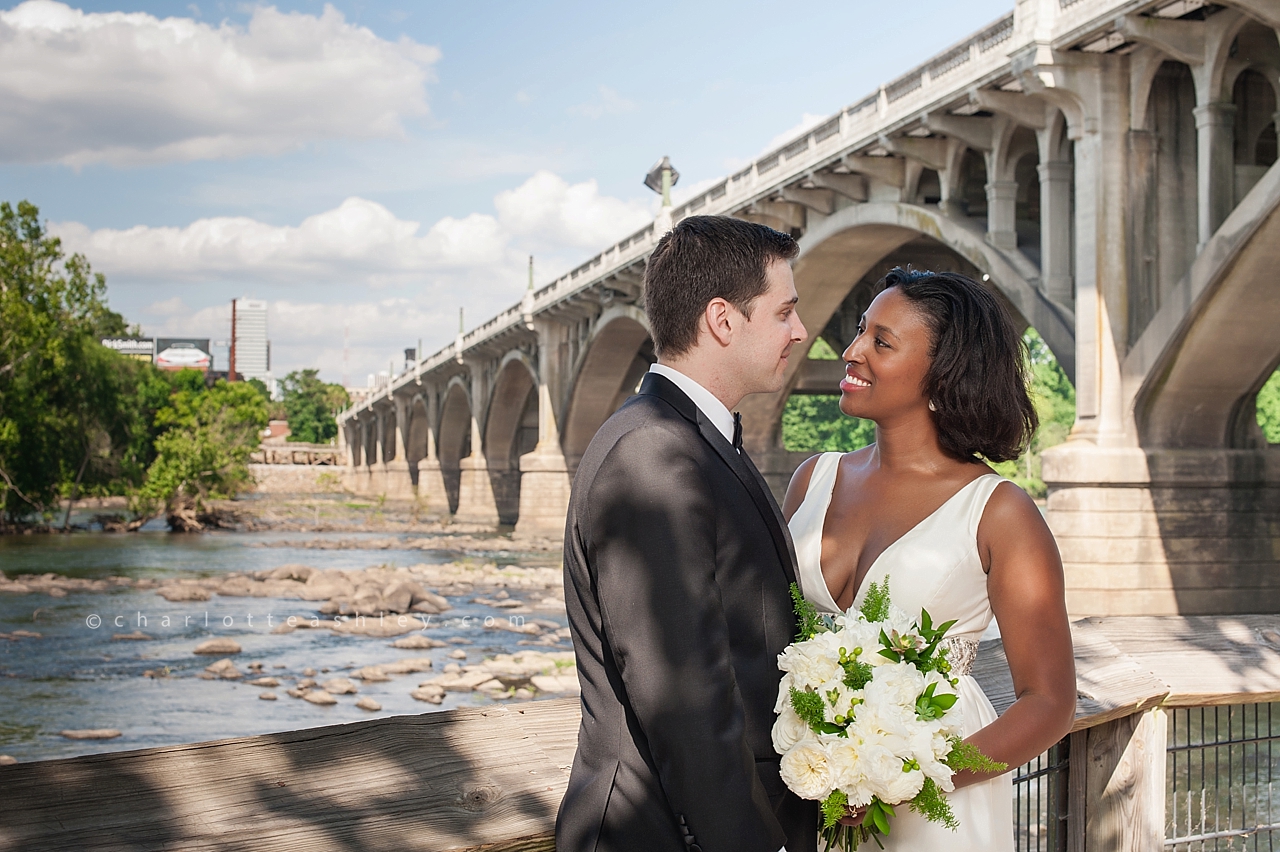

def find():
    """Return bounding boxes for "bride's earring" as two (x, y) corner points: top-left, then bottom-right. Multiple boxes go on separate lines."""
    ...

(928, 400), (937, 412)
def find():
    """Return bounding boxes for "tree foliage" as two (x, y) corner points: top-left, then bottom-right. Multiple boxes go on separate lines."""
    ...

(130, 377), (268, 530)
(1256, 370), (1280, 444)
(281, 369), (348, 444)
(0, 200), (139, 520)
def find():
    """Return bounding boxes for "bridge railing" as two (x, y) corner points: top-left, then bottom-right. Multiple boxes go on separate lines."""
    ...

(4, 614), (1280, 851)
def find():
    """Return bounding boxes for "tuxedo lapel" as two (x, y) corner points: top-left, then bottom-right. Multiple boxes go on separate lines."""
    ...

(638, 372), (798, 587)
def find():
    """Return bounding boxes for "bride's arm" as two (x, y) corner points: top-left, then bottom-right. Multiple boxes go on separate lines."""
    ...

(781, 453), (821, 522)
(954, 480), (1077, 789)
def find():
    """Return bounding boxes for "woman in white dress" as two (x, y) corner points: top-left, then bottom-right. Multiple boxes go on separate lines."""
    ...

(782, 268), (1076, 851)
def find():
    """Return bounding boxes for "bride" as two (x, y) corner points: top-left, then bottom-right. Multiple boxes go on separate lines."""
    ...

(782, 267), (1076, 850)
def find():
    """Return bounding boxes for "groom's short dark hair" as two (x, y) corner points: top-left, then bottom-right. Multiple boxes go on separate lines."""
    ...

(643, 215), (799, 357)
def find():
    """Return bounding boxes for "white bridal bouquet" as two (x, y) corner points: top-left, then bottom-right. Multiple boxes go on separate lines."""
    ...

(774, 581), (1004, 850)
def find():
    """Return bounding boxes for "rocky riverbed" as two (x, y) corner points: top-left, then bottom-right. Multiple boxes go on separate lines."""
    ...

(0, 528), (575, 763)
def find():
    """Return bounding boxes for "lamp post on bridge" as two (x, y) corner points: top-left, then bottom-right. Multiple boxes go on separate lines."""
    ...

(645, 156), (679, 234)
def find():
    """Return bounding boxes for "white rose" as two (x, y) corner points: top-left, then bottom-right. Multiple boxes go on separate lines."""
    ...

(778, 641), (842, 687)
(880, 765), (927, 804)
(865, 662), (925, 708)
(780, 740), (835, 800)
(772, 705), (812, 755)
(857, 742), (902, 794)
(910, 727), (955, 791)
(824, 738), (874, 807)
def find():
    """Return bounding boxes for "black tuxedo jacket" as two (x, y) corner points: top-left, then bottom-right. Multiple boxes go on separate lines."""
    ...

(555, 372), (817, 852)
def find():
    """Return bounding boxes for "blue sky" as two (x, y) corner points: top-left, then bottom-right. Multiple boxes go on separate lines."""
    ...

(0, 0), (1012, 382)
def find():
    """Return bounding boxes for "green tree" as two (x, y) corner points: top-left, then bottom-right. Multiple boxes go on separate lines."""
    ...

(130, 379), (268, 530)
(0, 200), (137, 521)
(281, 369), (349, 444)
(1256, 370), (1280, 444)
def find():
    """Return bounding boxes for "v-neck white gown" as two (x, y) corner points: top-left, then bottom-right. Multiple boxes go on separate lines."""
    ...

(787, 451), (1014, 852)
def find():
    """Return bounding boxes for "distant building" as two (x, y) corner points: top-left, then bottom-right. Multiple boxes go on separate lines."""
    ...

(234, 299), (272, 392)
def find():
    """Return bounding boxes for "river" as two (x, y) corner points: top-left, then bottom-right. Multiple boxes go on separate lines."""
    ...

(0, 525), (566, 763)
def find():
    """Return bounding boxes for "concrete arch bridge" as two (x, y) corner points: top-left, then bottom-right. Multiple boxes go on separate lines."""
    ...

(338, 0), (1280, 617)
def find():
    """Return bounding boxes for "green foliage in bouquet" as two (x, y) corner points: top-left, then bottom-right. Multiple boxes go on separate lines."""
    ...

(859, 579), (891, 622)
(909, 778), (958, 830)
(945, 738), (1008, 775)
(792, 583), (830, 641)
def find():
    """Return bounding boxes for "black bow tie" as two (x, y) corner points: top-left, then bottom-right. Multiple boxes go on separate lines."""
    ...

(732, 412), (743, 451)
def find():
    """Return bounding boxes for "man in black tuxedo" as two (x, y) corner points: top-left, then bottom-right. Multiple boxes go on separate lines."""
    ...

(556, 215), (817, 852)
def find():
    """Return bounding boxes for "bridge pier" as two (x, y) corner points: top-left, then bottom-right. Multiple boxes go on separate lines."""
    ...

(382, 396), (416, 500)
(416, 388), (451, 517)
(455, 367), (500, 526)
(1045, 447), (1280, 616)
(515, 321), (572, 538)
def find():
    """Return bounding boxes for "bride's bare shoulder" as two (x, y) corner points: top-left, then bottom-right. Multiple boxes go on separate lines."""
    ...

(978, 478), (1058, 571)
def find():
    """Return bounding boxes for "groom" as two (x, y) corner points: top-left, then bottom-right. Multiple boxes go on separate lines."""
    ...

(556, 215), (817, 852)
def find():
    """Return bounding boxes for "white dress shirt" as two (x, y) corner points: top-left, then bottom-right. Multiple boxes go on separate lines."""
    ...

(648, 364), (782, 851)
(648, 363), (736, 447)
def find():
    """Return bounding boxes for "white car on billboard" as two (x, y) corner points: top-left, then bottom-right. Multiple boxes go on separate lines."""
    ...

(155, 345), (211, 371)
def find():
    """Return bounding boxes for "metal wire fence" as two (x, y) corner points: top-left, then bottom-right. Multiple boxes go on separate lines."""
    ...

(1014, 738), (1070, 852)
(1167, 702), (1280, 851)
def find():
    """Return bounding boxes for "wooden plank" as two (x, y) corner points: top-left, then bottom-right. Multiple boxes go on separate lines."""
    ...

(1082, 709), (1167, 852)
(970, 619), (1169, 732)
(1090, 615), (1280, 707)
(0, 702), (579, 852)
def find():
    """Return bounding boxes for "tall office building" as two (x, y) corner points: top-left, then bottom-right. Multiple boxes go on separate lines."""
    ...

(234, 299), (272, 393)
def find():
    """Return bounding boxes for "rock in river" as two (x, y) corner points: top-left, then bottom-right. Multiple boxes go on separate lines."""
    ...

(303, 690), (337, 706)
(61, 729), (122, 740)
(355, 697), (381, 712)
(322, 677), (358, 695)
(194, 638), (242, 655)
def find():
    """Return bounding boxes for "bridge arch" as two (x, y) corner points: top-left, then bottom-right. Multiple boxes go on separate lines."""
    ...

(1134, 160), (1280, 448)
(437, 377), (471, 514)
(562, 306), (653, 467)
(405, 394), (429, 486)
(484, 352), (539, 524)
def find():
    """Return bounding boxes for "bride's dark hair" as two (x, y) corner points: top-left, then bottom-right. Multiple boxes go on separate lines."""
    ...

(877, 267), (1038, 463)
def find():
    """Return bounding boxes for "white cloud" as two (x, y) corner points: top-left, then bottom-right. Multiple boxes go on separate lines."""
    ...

(495, 170), (651, 248)
(0, 1), (440, 166)
(53, 171), (658, 380)
(146, 296), (188, 316)
(54, 197), (511, 283)
(568, 85), (636, 119)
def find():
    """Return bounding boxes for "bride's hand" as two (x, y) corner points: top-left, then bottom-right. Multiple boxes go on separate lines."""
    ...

(837, 806), (867, 827)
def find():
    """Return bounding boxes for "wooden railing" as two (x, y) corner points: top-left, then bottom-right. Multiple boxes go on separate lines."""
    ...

(4, 615), (1280, 851)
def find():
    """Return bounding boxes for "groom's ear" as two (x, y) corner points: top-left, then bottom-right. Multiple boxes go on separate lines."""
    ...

(703, 297), (735, 348)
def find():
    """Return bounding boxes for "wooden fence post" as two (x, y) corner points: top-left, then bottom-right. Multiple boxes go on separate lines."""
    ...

(1077, 708), (1167, 852)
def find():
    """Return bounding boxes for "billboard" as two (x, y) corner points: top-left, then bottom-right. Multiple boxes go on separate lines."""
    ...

(101, 337), (155, 362)
(155, 338), (212, 372)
